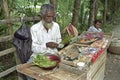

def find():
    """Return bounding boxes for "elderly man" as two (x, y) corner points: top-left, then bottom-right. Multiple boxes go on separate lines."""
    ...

(30, 4), (62, 57)
(26, 4), (62, 80)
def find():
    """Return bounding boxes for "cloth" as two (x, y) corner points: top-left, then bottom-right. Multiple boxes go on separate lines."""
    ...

(62, 24), (78, 37)
(30, 21), (62, 57)
(87, 25), (102, 33)
(13, 21), (32, 63)
(67, 24), (78, 37)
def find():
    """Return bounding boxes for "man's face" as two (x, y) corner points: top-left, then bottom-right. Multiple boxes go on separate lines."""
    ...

(94, 22), (101, 28)
(43, 11), (55, 23)
(41, 11), (55, 29)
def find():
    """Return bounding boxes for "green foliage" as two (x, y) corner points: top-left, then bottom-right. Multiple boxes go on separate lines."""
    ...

(0, 77), (17, 80)
(102, 24), (113, 33)
(57, 0), (74, 30)
(0, 25), (8, 36)
(33, 54), (56, 68)
(0, 10), (5, 19)
(61, 34), (72, 44)
(0, 62), (4, 72)
(78, 0), (89, 32)
(0, 75), (18, 80)
(10, 0), (41, 17)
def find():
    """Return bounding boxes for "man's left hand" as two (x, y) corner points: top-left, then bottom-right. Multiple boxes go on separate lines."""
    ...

(46, 42), (58, 49)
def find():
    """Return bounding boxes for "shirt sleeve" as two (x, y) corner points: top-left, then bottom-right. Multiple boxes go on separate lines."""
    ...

(30, 27), (47, 54)
(87, 26), (94, 32)
(55, 24), (62, 44)
(87, 26), (102, 33)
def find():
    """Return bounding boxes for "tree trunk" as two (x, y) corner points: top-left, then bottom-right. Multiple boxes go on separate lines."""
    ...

(94, 1), (98, 20)
(2, 0), (9, 18)
(2, 0), (13, 49)
(50, 0), (57, 12)
(103, 0), (107, 24)
(50, 0), (57, 21)
(0, 16), (40, 24)
(88, 0), (96, 27)
(111, 1), (116, 15)
(71, 0), (80, 27)
(2, 0), (12, 35)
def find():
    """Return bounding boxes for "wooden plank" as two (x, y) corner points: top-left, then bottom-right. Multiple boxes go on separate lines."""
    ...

(87, 51), (106, 79)
(104, 33), (113, 48)
(92, 62), (105, 80)
(0, 66), (16, 78)
(0, 16), (41, 24)
(0, 35), (13, 42)
(91, 61), (105, 80)
(14, 52), (24, 80)
(59, 63), (86, 75)
(0, 47), (16, 57)
(17, 63), (51, 80)
(45, 70), (80, 80)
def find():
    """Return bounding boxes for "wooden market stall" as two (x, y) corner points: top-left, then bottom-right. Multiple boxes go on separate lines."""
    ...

(16, 33), (112, 80)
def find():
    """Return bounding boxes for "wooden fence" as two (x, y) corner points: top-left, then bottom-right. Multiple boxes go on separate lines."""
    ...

(0, 16), (40, 79)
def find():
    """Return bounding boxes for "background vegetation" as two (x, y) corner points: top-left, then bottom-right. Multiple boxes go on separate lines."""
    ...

(1, 0), (120, 36)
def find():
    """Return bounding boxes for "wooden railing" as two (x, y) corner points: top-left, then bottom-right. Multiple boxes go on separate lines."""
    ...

(0, 16), (40, 79)
(0, 35), (16, 78)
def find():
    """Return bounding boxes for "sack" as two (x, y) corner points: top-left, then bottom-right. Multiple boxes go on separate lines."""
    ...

(14, 22), (30, 40)
(13, 20), (32, 63)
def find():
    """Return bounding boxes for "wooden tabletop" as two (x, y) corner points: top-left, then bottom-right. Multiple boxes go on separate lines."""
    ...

(16, 62), (85, 80)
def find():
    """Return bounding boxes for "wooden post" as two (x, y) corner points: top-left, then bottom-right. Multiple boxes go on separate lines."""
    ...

(14, 51), (26, 80)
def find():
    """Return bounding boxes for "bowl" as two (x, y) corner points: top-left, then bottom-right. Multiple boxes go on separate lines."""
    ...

(45, 53), (61, 69)
(33, 54), (61, 70)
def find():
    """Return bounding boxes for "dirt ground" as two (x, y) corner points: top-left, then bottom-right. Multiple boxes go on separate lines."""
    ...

(104, 24), (120, 80)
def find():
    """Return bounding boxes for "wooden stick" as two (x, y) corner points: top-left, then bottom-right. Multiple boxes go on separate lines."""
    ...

(0, 16), (41, 24)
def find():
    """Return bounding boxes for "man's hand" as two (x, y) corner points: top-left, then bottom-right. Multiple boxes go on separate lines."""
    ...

(46, 42), (58, 49)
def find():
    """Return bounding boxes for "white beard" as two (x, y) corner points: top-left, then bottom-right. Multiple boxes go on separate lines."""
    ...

(42, 20), (53, 29)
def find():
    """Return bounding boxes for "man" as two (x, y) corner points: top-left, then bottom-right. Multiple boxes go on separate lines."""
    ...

(87, 19), (102, 33)
(26, 4), (62, 80)
(30, 4), (62, 57)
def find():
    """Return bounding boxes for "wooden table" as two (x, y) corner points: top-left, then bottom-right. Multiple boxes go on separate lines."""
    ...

(16, 34), (112, 80)
(16, 49), (107, 80)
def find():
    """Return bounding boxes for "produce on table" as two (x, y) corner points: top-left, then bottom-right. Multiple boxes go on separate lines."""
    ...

(33, 54), (57, 68)
(77, 32), (103, 44)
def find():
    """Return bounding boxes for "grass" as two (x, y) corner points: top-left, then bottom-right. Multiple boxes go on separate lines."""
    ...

(0, 71), (18, 80)
(102, 24), (113, 33)
(0, 53), (17, 80)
